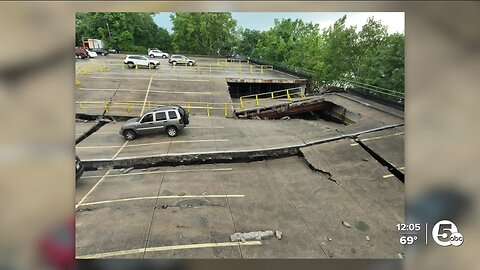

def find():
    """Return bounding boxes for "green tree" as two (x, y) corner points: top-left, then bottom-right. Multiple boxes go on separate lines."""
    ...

(75, 12), (172, 52)
(170, 12), (238, 55)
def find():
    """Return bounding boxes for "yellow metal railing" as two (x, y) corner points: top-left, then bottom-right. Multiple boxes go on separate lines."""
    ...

(76, 100), (242, 117)
(75, 61), (273, 74)
(239, 87), (306, 109)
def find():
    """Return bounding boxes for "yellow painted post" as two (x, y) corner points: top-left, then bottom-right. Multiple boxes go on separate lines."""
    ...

(261, 66), (264, 74)
(224, 103), (227, 116)
(255, 95), (259, 106)
(240, 98), (244, 109)
(250, 65), (252, 74)
(104, 101), (108, 113)
(187, 102), (191, 113)
(287, 90), (292, 101)
(148, 101), (151, 109)
(75, 79), (80, 85)
(271, 92), (274, 99)
(135, 64), (138, 70)
(206, 103), (210, 117)
(79, 102), (84, 109)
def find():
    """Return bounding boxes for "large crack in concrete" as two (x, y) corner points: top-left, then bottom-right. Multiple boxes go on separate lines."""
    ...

(75, 118), (112, 145)
(298, 154), (339, 184)
(81, 123), (404, 171)
(354, 138), (405, 183)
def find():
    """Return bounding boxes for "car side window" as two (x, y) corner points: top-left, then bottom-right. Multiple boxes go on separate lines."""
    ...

(168, 111), (178, 120)
(155, 112), (167, 121)
(140, 113), (153, 123)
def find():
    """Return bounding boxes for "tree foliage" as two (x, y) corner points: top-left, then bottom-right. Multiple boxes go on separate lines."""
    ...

(170, 13), (237, 55)
(75, 13), (404, 92)
(75, 12), (172, 52)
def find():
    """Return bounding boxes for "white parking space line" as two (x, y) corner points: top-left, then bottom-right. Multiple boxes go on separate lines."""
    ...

(80, 167), (233, 179)
(86, 76), (211, 82)
(350, 132), (404, 146)
(383, 167), (405, 178)
(111, 141), (128, 159)
(140, 75), (154, 116)
(77, 88), (215, 95)
(76, 240), (261, 259)
(78, 194), (245, 207)
(76, 139), (229, 150)
(127, 139), (228, 148)
(75, 170), (110, 209)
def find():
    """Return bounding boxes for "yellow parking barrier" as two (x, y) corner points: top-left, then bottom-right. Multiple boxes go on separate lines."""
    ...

(75, 79), (80, 85)
(287, 89), (292, 101)
(206, 103), (210, 117)
(104, 101), (108, 112)
(79, 102), (84, 109)
(255, 95), (259, 106)
(260, 66), (264, 74)
(240, 98), (244, 109)
(249, 65), (253, 74)
(271, 92), (274, 99)
(224, 103), (227, 116)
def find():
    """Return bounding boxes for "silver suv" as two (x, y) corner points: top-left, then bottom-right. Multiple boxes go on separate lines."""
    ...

(119, 106), (190, 140)
(168, 55), (196, 66)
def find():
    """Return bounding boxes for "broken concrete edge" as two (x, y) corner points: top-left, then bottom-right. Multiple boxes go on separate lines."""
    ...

(354, 138), (405, 183)
(333, 93), (404, 119)
(81, 123), (404, 171)
(75, 118), (112, 145)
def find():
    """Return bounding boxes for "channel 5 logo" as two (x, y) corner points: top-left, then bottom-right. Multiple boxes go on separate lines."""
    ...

(432, 220), (464, 247)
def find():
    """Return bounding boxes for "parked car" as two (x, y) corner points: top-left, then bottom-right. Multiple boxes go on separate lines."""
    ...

(123, 55), (160, 69)
(148, 49), (169, 58)
(85, 49), (97, 58)
(108, 48), (119, 54)
(75, 156), (84, 181)
(119, 105), (189, 140)
(168, 55), (196, 66)
(90, 48), (109, 56)
(75, 47), (88, 59)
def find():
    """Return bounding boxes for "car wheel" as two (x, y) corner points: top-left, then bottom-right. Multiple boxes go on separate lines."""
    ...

(166, 126), (178, 137)
(150, 54), (154, 58)
(188, 61), (193, 66)
(172, 61), (177, 66)
(127, 62), (135, 68)
(123, 130), (137, 140)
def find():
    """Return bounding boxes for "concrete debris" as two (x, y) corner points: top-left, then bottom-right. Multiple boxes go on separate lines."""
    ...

(281, 116), (291, 120)
(397, 252), (405, 259)
(161, 204), (168, 209)
(275, 230), (283, 240)
(327, 236), (333, 242)
(365, 236), (371, 241)
(123, 167), (134, 174)
(240, 238), (246, 243)
(178, 192), (186, 196)
(230, 230), (275, 242)
(342, 221), (352, 228)
(362, 158), (369, 162)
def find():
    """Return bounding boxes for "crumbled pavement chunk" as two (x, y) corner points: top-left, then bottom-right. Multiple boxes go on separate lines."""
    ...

(327, 236), (333, 242)
(275, 230), (283, 240)
(342, 221), (352, 228)
(366, 236), (371, 241)
(123, 167), (134, 174)
(230, 230), (275, 242)
(178, 192), (186, 196)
